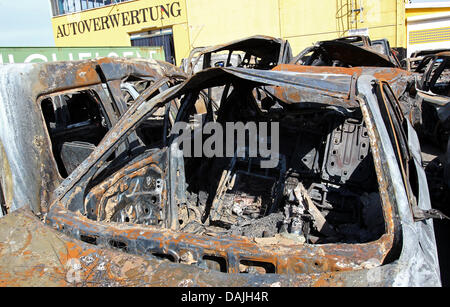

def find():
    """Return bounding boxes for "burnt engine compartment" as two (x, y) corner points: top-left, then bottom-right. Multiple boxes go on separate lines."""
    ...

(179, 108), (385, 244)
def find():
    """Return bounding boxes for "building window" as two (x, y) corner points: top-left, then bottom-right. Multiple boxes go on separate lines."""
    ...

(51, 0), (132, 16)
(131, 28), (176, 64)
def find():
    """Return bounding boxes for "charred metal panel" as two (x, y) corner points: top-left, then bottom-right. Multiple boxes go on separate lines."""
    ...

(60, 142), (96, 175)
(321, 118), (372, 185)
(0, 208), (425, 286)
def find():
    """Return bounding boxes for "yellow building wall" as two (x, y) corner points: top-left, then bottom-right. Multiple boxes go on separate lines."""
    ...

(51, 0), (406, 65)
(280, 0), (405, 53)
(185, 0), (281, 49)
(172, 23), (191, 65)
(406, 7), (450, 18)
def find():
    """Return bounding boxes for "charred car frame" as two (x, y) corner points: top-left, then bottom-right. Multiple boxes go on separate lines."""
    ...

(0, 58), (186, 217)
(24, 63), (440, 285)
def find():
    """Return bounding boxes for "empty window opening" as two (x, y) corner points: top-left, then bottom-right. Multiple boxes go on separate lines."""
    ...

(239, 260), (276, 274)
(202, 255), (228, 273)
(80, 234), (98, 245)
(41, 90), (109, 177)
(109, 239), (128, 251)
(152, 253), (176, 262)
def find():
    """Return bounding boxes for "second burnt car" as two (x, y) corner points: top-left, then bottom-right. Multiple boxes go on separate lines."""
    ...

(180, 35), (293, 113)
(181, 35), (293, 76)
(43, 64), (441, 285)
(290, 35), (401, 68)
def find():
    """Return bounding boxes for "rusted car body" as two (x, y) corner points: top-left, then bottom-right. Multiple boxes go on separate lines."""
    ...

(0, 58), (186, 217)
(34, 63), (441, 286)
(181, 35), (293, 76)
(291, 35), (400, 68)
(274, 64), (420, 125)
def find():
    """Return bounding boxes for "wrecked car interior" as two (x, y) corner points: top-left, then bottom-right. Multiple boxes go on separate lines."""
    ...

(41, 89), (111, 177)
(41, 65), (421, 278)
(179, 85), (382, 245)
(0, 36), (446, 286)
(85, 72), (383, 246)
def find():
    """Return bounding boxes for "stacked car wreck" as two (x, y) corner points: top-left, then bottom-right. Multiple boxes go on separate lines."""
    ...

(0, 35), (443, 286)
(408, 51), (450, 211)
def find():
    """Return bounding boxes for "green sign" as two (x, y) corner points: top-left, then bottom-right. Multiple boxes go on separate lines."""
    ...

(0, 46), (165, 64)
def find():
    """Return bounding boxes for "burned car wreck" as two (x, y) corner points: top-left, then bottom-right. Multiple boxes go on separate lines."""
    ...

(0, 58), (186, 217)
(181, 35), (293, 75)
(36, 64), (441, 285)
(291, 35), (400, 68)
(289, 36), (423, 128)
(413, 52), (450, 208)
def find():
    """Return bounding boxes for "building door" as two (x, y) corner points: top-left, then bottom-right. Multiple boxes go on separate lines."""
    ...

(131, 28), (175, 64)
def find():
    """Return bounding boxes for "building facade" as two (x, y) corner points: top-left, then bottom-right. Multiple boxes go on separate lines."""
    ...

(49, 0), (446, 65)
(405, 1), (450, 56)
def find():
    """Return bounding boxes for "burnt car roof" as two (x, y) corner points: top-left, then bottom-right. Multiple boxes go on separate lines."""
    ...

(180, 66), (354, 105)
(183, 35), (292, 75)
(291, 37), (399, 68)
(273, 64), (411, 100)
(195, 35), (287, 59)
(2, 57), (185, 99)
(316, 40), (394, 67)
